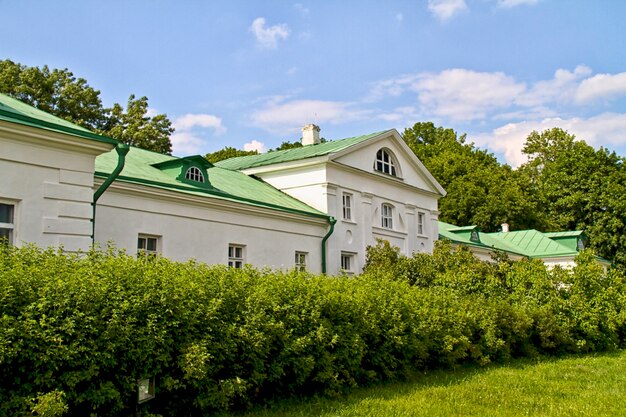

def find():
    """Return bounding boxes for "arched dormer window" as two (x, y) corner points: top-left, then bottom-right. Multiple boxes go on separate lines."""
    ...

(381, 203), (393, 229)
(374, 148), (399, 176)
(185, 166), (205, 183)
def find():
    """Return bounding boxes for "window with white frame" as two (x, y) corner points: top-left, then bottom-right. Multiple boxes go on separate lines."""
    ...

(417, 212), (425, 235)
(381, 203), (393, 229)
(295, 251), (307, 272)
(228, 244), (245, 268)
(341, 252), (356, 274)
(185, 166), (205, 183)
(374, 148), (398, 176)
(137, 234), (160, 257)
(0, 203), (15, 244)
(342, 192), (353, 221)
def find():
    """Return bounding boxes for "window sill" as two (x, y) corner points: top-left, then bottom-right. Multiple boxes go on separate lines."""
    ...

(341, 219), (357, 225)
(372, 226), (407, 239)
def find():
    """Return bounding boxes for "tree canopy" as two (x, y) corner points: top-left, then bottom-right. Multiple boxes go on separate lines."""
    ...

(403, 122), (544, 232)
(0, 59), (173, 154)
(205, 146), (258, 163)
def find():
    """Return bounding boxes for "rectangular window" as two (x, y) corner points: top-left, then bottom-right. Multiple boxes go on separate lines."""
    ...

(342, 193), (353, 220)
(341, 252), (356, 274)
(381, 204), (393, 229)
(138, 234), (160, 257)
(228, 244), (245, 269)
(417, 212), (425, 235)
(0, 203), (15, 244)
(295, 251), (307, 272)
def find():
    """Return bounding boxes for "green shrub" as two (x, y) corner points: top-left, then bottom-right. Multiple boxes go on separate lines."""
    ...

(0, 242), (624, 416)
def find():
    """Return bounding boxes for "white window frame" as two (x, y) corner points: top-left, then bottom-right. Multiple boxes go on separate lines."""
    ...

(295, 251), (308, 272)
(185, 166), (205, 183)
(138, 234), (160, 257)
(340, 252), (356, 275)
(228, 244), (245, 269)
(342, 192), (353, 221)
(0, 201), (16, 245)
(417, 212), (425, 235)
(374, 148), (398, 177)
(381, 203), (393, 229)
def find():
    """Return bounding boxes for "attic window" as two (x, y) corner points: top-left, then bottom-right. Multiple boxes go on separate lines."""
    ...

(185, 167), (205, 183)
(375, 149), (398, 176)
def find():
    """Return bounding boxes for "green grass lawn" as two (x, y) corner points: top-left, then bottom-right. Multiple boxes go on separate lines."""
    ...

(221, 351), (626, 417)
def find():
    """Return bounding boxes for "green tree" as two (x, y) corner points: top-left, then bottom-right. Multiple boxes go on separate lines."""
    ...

(270, 137), (326, 152)
(205, 146), (258, 163)
(519, 128), (626, 264)
(102, 94), (173, 154)
(403, 122), (544, 232)
(0, 59), (174, 154)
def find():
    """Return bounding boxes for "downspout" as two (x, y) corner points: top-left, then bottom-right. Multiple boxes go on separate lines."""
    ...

(321, 216), (337, 274)
(91, 144), (130, 245)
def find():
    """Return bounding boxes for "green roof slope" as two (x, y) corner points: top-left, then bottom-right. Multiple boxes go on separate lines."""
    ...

(438, 221), (579, 258)
(95, 147), (328, 219)
(216, 130), (391, 170)
(0, 93), (117, 145)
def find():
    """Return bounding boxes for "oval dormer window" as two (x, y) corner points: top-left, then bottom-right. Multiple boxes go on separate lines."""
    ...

(185, 166), (205, 183)
(374, 148), (398, 177)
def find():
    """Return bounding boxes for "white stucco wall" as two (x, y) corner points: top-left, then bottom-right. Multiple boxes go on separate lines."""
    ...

(94, 184), (328, 273)
(244, 133), (443, 274)
(0, 123), (113, 251)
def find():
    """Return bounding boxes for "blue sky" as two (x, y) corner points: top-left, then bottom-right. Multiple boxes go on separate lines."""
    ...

(2, 0), (626, 166)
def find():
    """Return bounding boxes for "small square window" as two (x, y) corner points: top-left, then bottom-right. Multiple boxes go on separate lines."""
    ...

(341, 252), (356, 274)
(0, 203), (14, 245)
(138, 235), (160, 257)
(228, 244), (245, 268)
(295, 251), (307, 271)
(342, 193), (353, 221)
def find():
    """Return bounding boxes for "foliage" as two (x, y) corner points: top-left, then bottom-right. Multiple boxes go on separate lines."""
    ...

(270, 138), (327, 152)
(205, 147), (258, 163)
(518, 128), (626, 265)
(1, 244), (624, 416)
(0, 59), (173, 154)
(102, 94), (174, 154)
(402, 122), (544, 232)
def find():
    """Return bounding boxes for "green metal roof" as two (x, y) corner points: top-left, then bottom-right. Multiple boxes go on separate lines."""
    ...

(95, 146), (329, 219)
(438, 221), (580, 259)
(0, 93), (117, 145)
(215, 130), (391, 170)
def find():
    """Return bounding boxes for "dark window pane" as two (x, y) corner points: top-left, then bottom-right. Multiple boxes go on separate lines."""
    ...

(0, 204), (13, 223)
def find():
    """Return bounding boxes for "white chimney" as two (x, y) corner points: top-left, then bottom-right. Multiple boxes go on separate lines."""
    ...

(501, 223), (509, 233)
(302, 124), (321, 145)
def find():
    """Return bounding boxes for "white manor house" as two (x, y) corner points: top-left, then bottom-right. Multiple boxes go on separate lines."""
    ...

(0, 93), (445, 274)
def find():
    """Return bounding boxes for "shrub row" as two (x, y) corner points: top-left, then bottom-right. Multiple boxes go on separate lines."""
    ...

(0, 242), (625, 416)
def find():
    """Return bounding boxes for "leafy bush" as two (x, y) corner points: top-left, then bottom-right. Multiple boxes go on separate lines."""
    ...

(0, 242), (624, 416)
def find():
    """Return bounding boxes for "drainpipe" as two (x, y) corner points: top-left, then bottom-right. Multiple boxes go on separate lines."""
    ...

(91, 144), (130, 244)
(321, 216), (337, 274)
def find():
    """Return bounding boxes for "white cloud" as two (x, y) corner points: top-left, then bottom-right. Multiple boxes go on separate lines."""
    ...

(428, 0), (467, 21)
(174, 113), (226, 134)
(474, 113), (626, 167)
(412, 69), (525, 121)
(249, 17), (290, 49)
(575, 72), (626, 103)
(243, 140), (267, 153)
(368, 66), (626, 123)
(170, 131), (207, 156)
(251, 98), (370, 134)
(516, 65), (591, 107)
(497, 0), (539, 7)
(170, 113), (226, 155)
